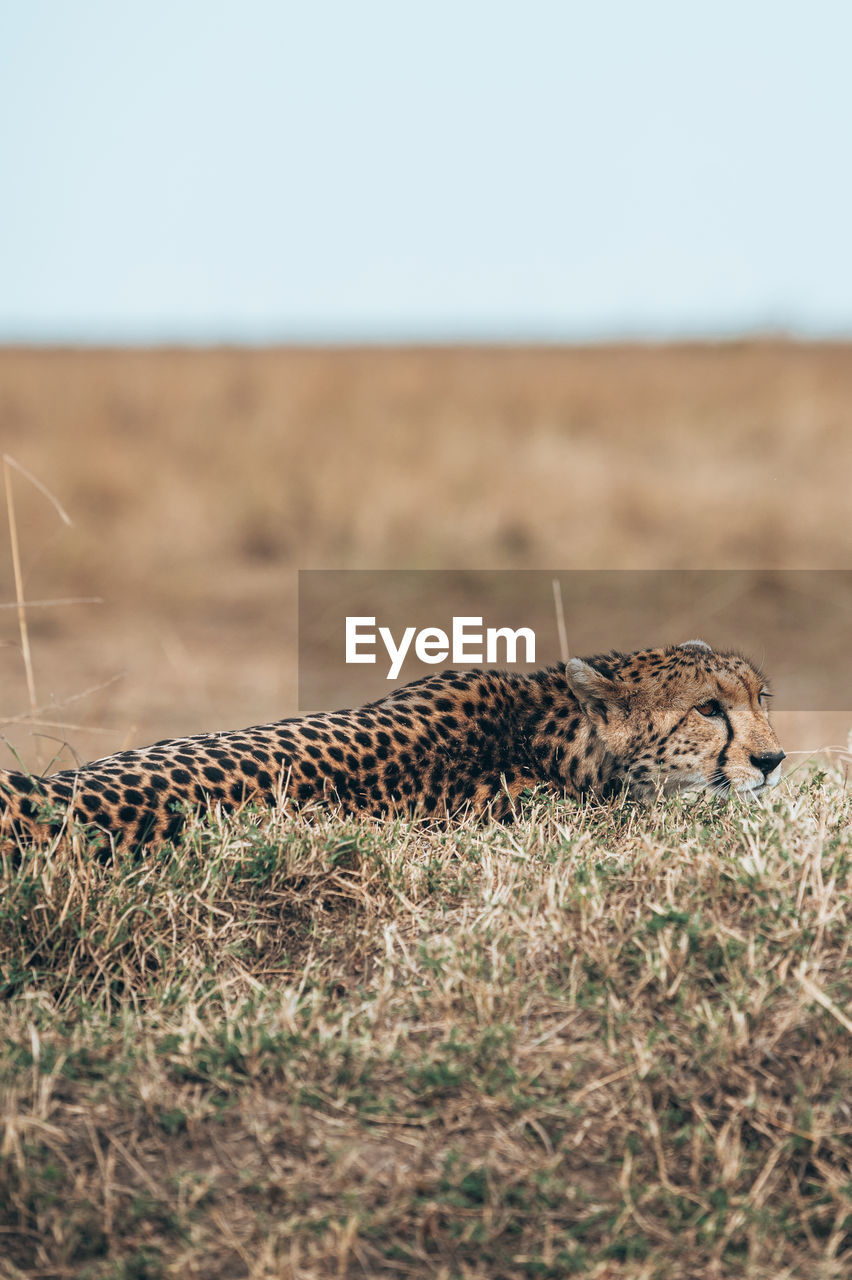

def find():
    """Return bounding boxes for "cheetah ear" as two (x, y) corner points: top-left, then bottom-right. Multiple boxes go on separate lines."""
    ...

(678, 639), (712, 652)
(564, 658), (626, 715)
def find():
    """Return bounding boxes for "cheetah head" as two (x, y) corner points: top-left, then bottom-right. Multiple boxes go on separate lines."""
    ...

(564, 641), (785, 800)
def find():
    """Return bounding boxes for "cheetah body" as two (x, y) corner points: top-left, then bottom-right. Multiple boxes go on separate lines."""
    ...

(0, 643), (784, 854)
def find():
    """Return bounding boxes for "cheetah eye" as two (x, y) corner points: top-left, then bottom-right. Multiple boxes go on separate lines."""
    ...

(695, 700), (723, 718)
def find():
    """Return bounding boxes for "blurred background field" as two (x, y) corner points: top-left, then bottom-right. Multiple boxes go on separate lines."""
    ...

(0, 341), (849, 775)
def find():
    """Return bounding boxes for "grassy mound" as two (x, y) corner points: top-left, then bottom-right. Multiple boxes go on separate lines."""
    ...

(1, 769), (850, 1278)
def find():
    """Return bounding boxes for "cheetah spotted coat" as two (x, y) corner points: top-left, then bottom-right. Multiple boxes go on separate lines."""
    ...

(0, 643), (784, 856)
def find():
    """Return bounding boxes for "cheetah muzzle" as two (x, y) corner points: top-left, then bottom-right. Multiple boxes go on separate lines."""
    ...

(0, 642), (784, 855)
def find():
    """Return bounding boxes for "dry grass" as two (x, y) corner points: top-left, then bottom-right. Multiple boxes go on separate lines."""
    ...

(0, 343), (849, 1276)
(1, 776), (851, 1278)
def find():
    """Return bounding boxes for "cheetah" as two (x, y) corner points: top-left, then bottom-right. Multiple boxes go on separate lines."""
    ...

(0, 641), (784, 856)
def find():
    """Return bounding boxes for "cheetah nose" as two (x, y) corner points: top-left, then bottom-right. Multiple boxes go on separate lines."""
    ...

(750, 750), (786, 778)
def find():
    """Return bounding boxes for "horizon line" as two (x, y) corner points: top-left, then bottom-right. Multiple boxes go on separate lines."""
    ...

(2, 322), (852, 350)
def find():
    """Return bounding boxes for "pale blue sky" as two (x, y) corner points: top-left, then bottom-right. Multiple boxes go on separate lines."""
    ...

(1, 2), (850, 341)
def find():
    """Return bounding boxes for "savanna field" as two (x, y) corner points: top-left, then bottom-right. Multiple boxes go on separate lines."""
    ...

(0, 344), (850, 1277)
